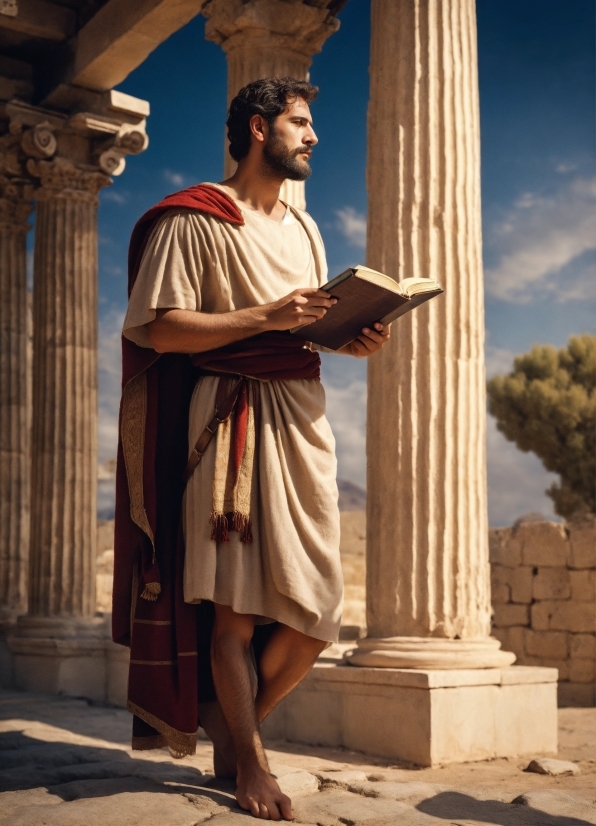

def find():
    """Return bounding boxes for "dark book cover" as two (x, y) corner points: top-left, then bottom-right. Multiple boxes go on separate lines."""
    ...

(291, 268), (443, 351)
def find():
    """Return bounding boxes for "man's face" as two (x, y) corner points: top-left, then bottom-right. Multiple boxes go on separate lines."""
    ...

(262, 97), (318, 182)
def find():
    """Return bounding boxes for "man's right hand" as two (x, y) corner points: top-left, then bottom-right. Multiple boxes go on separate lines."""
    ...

(146, 288), (337, 354)
(261, 288), (337, 331)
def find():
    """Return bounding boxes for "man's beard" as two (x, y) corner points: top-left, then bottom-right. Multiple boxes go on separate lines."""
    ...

(262, 127), (312, 182)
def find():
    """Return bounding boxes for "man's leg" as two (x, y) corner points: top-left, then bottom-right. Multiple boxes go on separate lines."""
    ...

(255, 624), (326, 723)
(211, 603), (293, 821)
(197, 700), (237, 778)
(201, 623), (323, 781)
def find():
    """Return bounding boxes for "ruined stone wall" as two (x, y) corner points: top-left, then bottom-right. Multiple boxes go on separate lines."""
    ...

(490, 518), (596, 706)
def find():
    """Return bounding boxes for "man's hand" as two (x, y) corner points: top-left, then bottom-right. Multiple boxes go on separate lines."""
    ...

(262, 287), (337, 331)
(339, 322), (391, 358)
(146, 288), (336, 354)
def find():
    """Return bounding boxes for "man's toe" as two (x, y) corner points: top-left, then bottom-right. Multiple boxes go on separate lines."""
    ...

(278, 794), (293, 821)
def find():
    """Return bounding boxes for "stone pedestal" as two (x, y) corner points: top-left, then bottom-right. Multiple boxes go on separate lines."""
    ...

(350, 0), (513, 671)
(8, 615), (130, 704)
(10, 616), (109, 701)
(204, 0), (341, 208)
(0, 179), (33, 624)
(261, 662), (558, 767)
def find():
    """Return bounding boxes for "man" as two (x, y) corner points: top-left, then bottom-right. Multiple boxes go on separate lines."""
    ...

(114, 77), (390, 821)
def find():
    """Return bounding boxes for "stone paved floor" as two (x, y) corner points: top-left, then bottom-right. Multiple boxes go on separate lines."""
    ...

(0, 689), (594, 825)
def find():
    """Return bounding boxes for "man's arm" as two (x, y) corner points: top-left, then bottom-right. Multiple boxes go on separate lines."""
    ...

(146, 288), (337, 353)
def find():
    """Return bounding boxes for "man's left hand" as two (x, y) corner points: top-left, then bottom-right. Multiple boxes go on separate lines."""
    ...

(341, 322), (391, 358)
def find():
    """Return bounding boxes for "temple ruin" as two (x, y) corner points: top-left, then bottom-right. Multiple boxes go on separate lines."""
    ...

(0, 0), (558, 766)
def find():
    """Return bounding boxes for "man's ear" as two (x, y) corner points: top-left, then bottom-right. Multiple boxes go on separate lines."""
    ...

(249, 114), (268, 144)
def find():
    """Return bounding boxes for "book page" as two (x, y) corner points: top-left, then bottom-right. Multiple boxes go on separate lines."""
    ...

(353, 266), (403, 295)
(399, 277), (441, 297)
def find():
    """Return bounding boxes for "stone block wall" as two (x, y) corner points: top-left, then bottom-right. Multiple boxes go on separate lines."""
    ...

(490, 517), (596, 707)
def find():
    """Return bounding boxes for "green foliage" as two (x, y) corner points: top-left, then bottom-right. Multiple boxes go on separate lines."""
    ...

(487, 334), (596, 519)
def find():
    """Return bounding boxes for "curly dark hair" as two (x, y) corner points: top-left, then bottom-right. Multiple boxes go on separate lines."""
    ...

(226, 77), (318, 163)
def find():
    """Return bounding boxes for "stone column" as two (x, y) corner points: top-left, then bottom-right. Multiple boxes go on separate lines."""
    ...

(203, 0), (340, 209)
(0, 178), (33, 621)
(348, 0), (514, 669)
(21, 157), (109, 634)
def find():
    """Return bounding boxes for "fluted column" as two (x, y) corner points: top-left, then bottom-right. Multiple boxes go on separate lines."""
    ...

(0, 179), (33, 621)
(24, 158), (109, 625)
(203, 0), (341, 209)
(348, 0), (514, 669)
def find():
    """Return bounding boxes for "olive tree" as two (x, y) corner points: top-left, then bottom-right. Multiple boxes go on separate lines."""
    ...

(487, 334), (595, 519)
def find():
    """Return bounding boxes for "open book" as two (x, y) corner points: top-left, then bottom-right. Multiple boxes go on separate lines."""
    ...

(291, 265), (443, 351)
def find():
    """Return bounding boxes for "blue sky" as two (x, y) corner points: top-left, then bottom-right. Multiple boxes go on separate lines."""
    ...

(96, 0), (595, 525)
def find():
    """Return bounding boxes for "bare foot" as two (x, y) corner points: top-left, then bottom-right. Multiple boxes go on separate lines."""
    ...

(198, 701), (237, 778)
(236, 762), (293, 821)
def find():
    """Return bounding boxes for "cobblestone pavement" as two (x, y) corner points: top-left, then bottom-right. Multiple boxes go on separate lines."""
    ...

(0, 689), (594, 825)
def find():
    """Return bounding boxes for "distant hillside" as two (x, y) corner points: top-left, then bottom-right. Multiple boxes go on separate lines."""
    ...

(337, 479), (366, 511)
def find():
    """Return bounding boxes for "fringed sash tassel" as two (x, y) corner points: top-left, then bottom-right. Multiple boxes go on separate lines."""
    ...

(210, 511), (253, 544)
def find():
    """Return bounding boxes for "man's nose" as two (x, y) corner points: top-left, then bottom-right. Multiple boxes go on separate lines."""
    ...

(305, 126), (318, 146)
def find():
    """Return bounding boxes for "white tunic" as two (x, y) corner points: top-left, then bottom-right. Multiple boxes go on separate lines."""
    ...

(123, 192), (343, 643)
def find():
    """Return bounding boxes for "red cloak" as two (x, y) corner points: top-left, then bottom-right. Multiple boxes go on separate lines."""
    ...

(112, 185), (245, 753)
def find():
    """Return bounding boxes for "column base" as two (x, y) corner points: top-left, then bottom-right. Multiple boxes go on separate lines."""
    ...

(15, 615), (108, 639)
(4, 615), (129, 704)
(261, 662), (558, 766)
(345, 636), (516, 669)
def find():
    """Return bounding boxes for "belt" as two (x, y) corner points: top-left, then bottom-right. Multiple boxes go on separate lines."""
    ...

(183, 376), (244, 485)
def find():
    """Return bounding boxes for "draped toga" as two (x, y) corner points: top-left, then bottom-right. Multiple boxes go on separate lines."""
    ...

(122, 188), (343, 644)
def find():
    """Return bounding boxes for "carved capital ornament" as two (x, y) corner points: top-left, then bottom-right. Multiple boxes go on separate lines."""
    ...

(27, 158), (111, 203)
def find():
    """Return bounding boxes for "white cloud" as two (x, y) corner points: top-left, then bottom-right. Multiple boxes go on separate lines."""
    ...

(104, 265), (124, 277)
(486, 415), (559, 527)
(485, 176), (596, 303)
(555, 163), (577, 174)
(321, 355), (367, 487)
(483, 343), (560, 525)
(335, 206), (367, 249)
(101, 189), (128, 205)
(97, 310), (124, 519)
(485, 344), (516, 379)
(164, 169), (187, 187)
(98, 459), (116, 481)
(324, 375), (367, 487)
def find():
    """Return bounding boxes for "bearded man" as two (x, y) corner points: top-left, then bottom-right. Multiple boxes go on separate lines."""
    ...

(113, 77), (390, 821)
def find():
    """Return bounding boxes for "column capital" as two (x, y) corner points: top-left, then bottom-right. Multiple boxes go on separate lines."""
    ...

(0, 178), (34, 231)
(2, 96), (149, 181)
(27, 157), (110, 203)
(204, 0), (340, 61)
(0, 120), (47, 231)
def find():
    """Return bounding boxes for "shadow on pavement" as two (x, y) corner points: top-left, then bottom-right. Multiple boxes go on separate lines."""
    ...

(0, 729), (237, 810)
(0, 690), (132, 746)
(418, 791), (595, 826)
